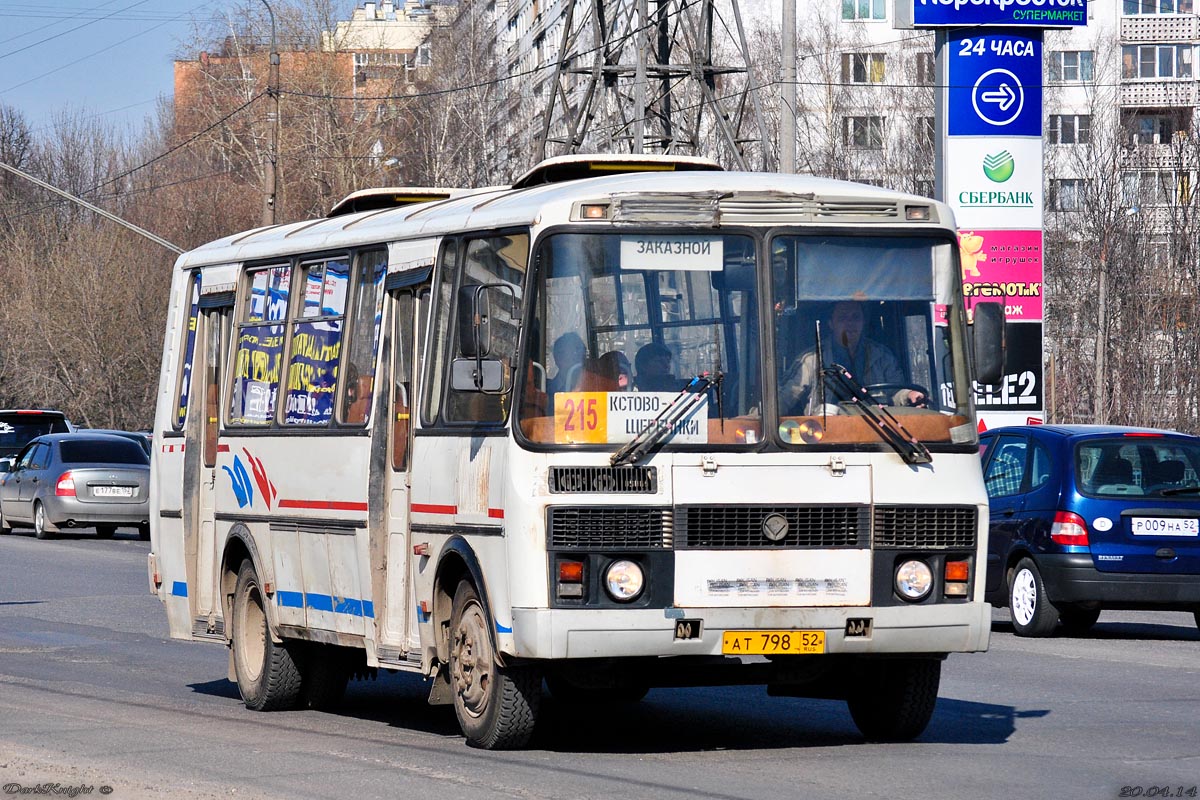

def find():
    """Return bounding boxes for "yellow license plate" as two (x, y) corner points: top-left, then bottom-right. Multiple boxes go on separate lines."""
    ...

(722, 630), (826, 655)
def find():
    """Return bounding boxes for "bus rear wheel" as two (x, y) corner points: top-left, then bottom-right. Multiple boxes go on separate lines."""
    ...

(846, 658), (940, 742)
(231, 560), (302, 711)
(449, 580), (540, 749)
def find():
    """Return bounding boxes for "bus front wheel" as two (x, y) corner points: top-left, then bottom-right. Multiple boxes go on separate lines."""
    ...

(846, 658), (940, 742)
(231, 560), (302, 711)
(449, 580), (540, 749)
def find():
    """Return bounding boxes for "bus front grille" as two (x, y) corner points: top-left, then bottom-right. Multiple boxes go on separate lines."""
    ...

(549, 466), (657, 494)
(548, 507), (671, 550)
(675, 505), (869, 549)
(873, 505), (978, 549)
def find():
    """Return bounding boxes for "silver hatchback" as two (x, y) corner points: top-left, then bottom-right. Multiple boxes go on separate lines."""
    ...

(0, 433), (150, 540)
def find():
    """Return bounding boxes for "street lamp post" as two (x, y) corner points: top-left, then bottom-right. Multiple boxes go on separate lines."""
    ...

(261, 0), (280, 227)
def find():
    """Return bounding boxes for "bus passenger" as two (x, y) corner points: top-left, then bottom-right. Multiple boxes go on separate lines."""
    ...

(635, 342), (680, 393)
(548, 332), (586, 396)
(780, 301), (925, 415)
(601, 351), (634, 391)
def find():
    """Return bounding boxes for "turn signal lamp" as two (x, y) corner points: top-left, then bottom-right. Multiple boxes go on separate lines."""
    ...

(944, 560), (970, 597)
(55, 471), (76, 497)
(1050, 510), (1090, 546)
(558, 560), (584, 599)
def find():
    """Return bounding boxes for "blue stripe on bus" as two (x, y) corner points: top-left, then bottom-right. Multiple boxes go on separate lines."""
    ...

(171, 581), (188, 597)
(334, 597), (362, 616)
(305, 593), (334, 612)
(275, 590), (376, 617)
(495, 620), (513, 634)
(276, 591), (304, 608)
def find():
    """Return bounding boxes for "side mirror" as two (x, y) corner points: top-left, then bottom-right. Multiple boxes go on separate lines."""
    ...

(971, 301), (1005, 386)
(456, 285), (487, 359)
(0, 458), (12, 474)
(450, 358), (505, 392)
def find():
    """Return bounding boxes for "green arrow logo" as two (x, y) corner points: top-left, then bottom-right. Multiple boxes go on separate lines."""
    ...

(982, 151), (1015, 183)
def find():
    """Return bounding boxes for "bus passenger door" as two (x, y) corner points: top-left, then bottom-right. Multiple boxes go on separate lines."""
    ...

(183, 304), (230, 636)
(378, 288), (420, 657)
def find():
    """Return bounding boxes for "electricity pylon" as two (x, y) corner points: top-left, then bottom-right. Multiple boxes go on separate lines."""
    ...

(533, 0), (773, 171)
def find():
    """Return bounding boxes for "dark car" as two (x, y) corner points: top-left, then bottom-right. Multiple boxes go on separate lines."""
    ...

(0, 433), (150, 540)
(0, 409), (72, 462)
(980, 424), (1200, 636)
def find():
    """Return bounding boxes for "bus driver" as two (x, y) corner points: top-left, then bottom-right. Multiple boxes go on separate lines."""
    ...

(780, 300), (926, 415)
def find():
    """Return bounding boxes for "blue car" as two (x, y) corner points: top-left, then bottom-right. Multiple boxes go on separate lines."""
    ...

(980, 424), (1200, 636)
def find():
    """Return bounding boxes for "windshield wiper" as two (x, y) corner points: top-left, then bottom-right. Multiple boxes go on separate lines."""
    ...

(820, 364), (932, 465)
(1160, 484), (1200, 496)
(610, 372), (720, 467)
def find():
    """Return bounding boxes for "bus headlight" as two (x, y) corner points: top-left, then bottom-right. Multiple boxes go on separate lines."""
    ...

(604, 559), (644, 602)
(895, 560), (933, 601)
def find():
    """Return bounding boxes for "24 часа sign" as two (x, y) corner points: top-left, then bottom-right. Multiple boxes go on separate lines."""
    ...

(895, 0), (1086, 28)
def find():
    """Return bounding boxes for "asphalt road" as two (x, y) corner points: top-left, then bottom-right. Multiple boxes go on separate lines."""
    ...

(1, 529), (1198, 800)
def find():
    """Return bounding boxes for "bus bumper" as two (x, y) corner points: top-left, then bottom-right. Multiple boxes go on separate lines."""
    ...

(506, 601), (991, 660)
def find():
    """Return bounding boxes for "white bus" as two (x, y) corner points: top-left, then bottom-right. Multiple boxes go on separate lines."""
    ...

(149, 155), (1004, 749)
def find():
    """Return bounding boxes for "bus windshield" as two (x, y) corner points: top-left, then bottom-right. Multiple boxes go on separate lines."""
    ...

(519, 231), (762, 448)
(771, 234), (975, 448)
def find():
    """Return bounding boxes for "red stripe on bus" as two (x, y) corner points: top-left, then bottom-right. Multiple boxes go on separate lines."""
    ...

(488, 508), (504, 519)
(277, 499), (369, 512)
(411, 503), (457, 515)
(217, 444), (230, 453)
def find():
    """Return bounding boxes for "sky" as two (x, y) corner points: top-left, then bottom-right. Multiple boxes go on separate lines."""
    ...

(0, 0), (227, 135)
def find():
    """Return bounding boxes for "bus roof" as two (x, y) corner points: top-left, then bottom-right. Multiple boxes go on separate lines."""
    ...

(174, 170), (956, 271)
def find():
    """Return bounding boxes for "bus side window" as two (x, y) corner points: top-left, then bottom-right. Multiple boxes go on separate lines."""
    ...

(283, 257), (349, 426)
(230, 264), (290, 425)
(340, 249), (388, 425)
(173, 272), (201, 429)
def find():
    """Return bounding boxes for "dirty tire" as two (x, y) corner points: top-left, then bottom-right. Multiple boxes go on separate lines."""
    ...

(33, 502), (52, 540)
(450, 580), (540, 749)
(231, 560), (302, 711)
(95, 525), (116, 539)
(1009, 557), (1059, 637)
(847, 658), (941, 742)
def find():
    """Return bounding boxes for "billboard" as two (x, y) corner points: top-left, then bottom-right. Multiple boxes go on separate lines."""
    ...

(896, 0), (1086, 28)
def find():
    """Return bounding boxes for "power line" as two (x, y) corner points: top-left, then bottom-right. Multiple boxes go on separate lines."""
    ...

(0, 0), (154, 61)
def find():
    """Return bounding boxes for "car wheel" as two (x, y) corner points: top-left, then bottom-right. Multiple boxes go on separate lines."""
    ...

(95, 525), (116, 539)
(0, 506), (11, 535)
(449, 580), (541, 749)
(33, 502), (52, 540)
(1009, 557), (1059, 637)
(1058, 606), (1101, 635)
(231, 560), (302, 711)
(846, 658), (941, 742)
